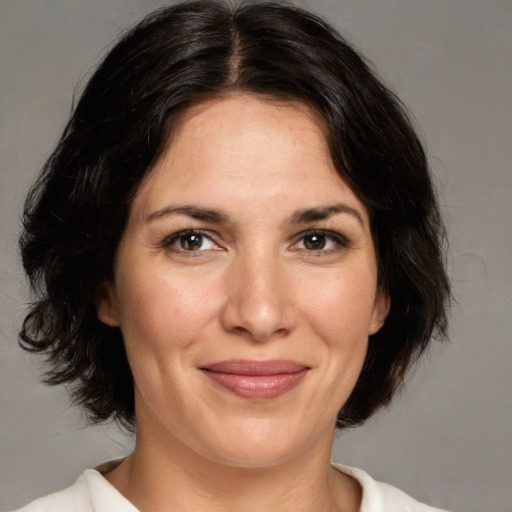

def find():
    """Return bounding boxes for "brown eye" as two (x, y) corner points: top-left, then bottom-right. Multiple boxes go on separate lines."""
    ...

(303, 234), (327, 250)
(164, 230), (218, 252)
(180, 233), (204, 251)
(293, 230), (348, 253)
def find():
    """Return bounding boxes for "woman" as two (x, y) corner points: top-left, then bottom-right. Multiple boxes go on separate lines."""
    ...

(14, 1), (450, 510)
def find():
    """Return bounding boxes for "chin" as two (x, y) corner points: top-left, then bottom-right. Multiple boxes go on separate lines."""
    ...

(209, 442), (299, 469)
(200, 416), (320, 469)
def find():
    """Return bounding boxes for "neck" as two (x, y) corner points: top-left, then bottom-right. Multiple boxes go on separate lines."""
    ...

(105, 425), (360, 512)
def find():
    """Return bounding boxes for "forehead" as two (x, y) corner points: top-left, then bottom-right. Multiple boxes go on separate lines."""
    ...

(164, 94), (330, 165)
(129, 94), (368, 226)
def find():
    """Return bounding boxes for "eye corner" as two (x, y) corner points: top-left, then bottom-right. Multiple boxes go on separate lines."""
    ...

(161, 228), (222, 254)
(291, 229), (350, 253)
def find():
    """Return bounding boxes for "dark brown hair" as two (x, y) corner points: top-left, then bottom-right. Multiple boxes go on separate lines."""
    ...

(19, 0), (450, 430)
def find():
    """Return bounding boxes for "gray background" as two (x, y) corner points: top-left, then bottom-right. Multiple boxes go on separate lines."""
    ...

(1, 1), (510, 510)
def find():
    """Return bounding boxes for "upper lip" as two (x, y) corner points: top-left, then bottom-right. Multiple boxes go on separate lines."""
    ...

(200, 359), (310, 375)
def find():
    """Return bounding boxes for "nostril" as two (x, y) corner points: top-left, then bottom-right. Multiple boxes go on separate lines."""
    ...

(221, 313), (294, 343)
(219, 265), (297, 342)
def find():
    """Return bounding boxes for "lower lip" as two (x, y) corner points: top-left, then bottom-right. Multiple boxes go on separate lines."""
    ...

(201, 369), (309, 400)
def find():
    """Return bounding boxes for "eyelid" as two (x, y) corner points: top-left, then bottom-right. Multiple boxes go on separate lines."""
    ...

(291, 229), (350, 251)
(161, 228), (222, 252)
(160, 227), (349, 254)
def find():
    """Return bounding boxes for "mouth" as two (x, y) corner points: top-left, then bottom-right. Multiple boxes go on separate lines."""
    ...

(199, 360), (310, 400)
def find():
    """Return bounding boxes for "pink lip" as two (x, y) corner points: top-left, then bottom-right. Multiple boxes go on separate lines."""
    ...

(200, 360), (310, 400)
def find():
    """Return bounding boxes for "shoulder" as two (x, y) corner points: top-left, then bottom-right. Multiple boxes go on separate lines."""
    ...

(8, 465), (138, 512)
(8, 472), (92, 512)
(332, 463), (451, 512)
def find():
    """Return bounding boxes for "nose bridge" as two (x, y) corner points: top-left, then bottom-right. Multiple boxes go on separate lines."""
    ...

(221, 244), (295, 341)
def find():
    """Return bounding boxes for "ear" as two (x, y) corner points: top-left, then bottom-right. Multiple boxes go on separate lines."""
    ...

(94, 280), (119, 327)
(369, 289), (390, 335)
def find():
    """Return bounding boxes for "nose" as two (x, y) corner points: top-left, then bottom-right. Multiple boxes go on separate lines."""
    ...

(220, 253), (297, 342)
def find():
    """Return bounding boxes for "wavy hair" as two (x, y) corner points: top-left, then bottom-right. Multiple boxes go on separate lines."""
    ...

(19, 0), (450, 429)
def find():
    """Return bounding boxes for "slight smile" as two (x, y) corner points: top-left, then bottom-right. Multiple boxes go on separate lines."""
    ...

(200, 360), (311, 400)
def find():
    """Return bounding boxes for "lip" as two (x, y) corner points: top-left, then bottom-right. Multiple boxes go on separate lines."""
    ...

(200, 359), (310, 400)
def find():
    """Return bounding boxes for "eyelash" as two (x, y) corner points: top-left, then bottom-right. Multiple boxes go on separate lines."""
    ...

(162, 229), (219, 253)
(292, 229), (350, 253)
(161, 228), (349, 254)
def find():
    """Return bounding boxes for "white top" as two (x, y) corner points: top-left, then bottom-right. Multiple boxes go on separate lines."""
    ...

(10, 462), (449, 512)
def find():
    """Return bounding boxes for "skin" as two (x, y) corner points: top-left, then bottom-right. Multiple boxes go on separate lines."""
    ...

(96, 95), (389, 512)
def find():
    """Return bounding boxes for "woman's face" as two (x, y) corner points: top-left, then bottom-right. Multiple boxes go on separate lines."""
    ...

(97, 95), (389, 468)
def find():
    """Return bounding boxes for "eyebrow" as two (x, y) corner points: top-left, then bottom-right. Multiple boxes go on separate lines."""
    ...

(145, 203), (364, 226)
(290, 204), (364, 226)
(145, 205), (230, 224)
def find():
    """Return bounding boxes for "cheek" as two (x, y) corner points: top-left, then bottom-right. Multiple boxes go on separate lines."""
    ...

(112, 270), (217, 410)
(114, 268), (220, 352)
(302, 269), (378, 343)
(291, 275), (374, 423)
